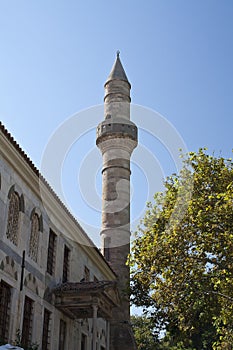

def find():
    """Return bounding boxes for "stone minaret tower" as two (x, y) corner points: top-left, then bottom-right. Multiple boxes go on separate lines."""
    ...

(96, 52), (138, 349)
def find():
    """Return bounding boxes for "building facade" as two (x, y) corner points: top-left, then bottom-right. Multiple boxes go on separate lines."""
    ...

(0, 54), (137, 350)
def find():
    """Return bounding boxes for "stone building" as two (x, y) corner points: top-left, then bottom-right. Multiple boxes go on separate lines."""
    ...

(0, 54), (137, 350)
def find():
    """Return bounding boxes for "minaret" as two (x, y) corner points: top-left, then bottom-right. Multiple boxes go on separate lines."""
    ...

(96, 52), (137, 349)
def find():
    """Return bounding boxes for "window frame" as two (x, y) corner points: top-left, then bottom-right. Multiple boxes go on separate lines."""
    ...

(29, 212), (40, 262)
(42, 308), (51, 350)
(47, 229), (57, 275)
(21, 296), (34, 348)
(6, 191), (20, 245)
(84, 266), (90, 282)
(81, 333), (87, 350)
(0, 280), (11, 343)
(59, 319), (67, 350)
(62, 245), (70, 283)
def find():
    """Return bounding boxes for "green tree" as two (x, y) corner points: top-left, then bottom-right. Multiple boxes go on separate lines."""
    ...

(129, 149), (233, 350)
(131, 315), (160, 350)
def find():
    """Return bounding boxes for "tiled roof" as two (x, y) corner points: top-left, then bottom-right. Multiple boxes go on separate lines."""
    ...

(0, 121), (116, 277)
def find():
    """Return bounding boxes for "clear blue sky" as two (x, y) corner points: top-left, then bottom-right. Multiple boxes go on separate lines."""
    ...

(1, 0), (233, 246)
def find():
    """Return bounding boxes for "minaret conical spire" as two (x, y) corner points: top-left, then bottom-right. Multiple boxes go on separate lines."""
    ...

(105, 51), (130, 85)
(103, 52), (131, 120)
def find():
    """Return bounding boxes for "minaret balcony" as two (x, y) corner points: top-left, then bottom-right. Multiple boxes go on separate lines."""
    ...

(96, 119), (138, 146)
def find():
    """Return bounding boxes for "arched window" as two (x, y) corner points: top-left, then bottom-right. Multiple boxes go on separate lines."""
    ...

(6, 191), (20, 245)
(29, 213), (40, 262)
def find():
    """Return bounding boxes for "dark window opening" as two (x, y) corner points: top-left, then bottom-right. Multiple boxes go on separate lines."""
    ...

(62, 246), (70, 283)
(47, 230), (56, 275)
(42, 309), (51, 350)
(0, 281), (11, 342)
(84, 266), (90, 282)
(81, 334), (87, 350)
(104, 237), (111, 261)
(59, 319), (66, 350)
(22, 296), (33, 348)
(104, 246), (110, 261)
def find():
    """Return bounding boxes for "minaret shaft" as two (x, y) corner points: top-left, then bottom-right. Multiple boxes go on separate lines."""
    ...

(96, 53), (137, 350)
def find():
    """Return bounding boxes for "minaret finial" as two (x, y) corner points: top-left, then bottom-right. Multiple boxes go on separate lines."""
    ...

(116, 50), (120, 58)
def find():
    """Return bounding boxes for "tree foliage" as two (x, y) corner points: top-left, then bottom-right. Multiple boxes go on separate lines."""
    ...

(131, 315), (160, 350)
(129, 149), (233, 349)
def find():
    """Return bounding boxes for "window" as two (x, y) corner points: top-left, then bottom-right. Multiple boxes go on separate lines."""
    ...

(22, 296), (33, 348)
(103, 237), (111, 261)
(29, 213), (40, 262)
(81, 334), (87, 350)
(47, 230), (57, 275)
(62, 246), (70, 283)
(0, 281), (11, 342)
(84, 266), (90, 282)
(59, 320), (66, 350)
(42, 309), (51, 350)
(6, 191), (20, 245)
